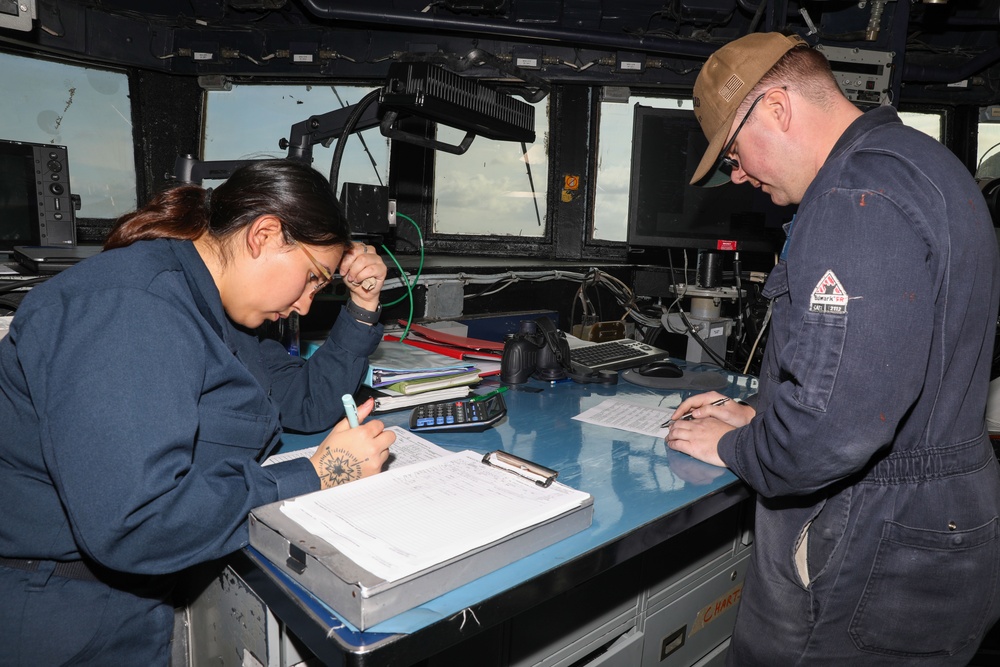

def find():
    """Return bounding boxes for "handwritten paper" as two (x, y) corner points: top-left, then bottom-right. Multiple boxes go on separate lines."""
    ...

(572, 398), (680, 437)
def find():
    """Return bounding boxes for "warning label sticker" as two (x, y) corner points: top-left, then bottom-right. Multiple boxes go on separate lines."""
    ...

(809, 270), (849, 315)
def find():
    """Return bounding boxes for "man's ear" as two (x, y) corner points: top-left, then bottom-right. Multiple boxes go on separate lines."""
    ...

(245, 215), (284, 259)
(765, 87), (792, 133)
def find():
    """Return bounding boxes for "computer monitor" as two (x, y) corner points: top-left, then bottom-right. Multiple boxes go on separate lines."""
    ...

(625, 105), (790, 258)
(0, 139), (76, 250)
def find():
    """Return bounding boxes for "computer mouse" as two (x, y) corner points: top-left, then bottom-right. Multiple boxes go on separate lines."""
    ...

(636, 361), (684, 378)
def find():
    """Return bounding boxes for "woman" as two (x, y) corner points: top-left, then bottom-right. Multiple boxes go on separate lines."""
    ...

(0, 160), (395, 665)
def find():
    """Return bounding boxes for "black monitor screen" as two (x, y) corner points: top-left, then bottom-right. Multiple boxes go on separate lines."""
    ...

(625, 104), (791, 254)
(0, 143), (40, 249)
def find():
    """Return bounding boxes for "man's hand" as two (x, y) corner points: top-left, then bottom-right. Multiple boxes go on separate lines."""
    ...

(665, 391), (755, 468)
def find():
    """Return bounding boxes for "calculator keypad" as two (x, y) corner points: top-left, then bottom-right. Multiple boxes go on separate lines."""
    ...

(409, 395), (506, 433)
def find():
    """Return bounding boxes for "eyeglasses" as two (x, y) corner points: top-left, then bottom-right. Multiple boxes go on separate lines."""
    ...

(717, 92), (766, 177)
(298, 244), (333, 294)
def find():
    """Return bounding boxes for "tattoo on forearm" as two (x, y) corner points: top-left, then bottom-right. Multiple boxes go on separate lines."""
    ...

(317, 448), (363, 487)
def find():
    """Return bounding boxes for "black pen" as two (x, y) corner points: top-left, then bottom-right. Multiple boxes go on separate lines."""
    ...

(661, 397), (732, 428)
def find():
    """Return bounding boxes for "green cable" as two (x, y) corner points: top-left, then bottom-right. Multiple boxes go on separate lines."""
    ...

(379, 211), (425, 340)
(380, 212), (424, 307)
(381, 244), (414, 340)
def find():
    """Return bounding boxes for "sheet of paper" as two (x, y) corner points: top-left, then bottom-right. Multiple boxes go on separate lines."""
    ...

(572, 397), (679, 437)
(279, 449), (590, 582)
(262, 426), (450, 468)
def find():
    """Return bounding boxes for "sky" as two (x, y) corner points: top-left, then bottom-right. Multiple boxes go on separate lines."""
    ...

(0, 52), (137, 219)
(0, 50), (972, 240)
(205, 84), (549, 237)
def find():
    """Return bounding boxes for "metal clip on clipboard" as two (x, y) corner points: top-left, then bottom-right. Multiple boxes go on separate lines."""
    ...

(481, 450), (559, 488)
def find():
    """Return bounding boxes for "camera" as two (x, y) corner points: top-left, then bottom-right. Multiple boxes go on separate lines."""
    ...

(500, 318), (571, 384)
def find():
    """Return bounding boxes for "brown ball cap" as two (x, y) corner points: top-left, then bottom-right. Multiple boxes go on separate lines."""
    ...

(690, 33), (807, 186)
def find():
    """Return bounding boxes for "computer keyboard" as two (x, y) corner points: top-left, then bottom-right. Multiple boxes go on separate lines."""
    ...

(569, 339), (671, 373)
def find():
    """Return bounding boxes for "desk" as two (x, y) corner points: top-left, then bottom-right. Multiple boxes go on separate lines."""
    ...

(187, 367), (756, 667)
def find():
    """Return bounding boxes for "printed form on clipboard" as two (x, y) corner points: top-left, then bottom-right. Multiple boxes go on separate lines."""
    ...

(249, 435), (593, 630)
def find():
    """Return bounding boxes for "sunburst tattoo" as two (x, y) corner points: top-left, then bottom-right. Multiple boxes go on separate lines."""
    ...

(319, 449), (363, 487)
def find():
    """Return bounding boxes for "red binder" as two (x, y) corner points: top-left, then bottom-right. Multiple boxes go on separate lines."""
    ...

(398, 321), (505, 354)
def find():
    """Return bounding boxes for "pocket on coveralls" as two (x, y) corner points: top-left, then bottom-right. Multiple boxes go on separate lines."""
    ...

(196, 405), (273, 454)
(789, 312), (846, 412)
(849, 518), (999, 657)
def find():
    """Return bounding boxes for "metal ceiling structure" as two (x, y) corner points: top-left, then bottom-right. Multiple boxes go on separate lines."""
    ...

(2, 1), (999, 104)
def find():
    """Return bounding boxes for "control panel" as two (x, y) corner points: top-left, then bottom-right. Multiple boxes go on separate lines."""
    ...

(31, 143), (76, 246)
(816, 44), (894, 106)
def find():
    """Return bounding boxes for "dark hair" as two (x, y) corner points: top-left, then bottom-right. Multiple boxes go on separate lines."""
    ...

(104, 160), (351, 251)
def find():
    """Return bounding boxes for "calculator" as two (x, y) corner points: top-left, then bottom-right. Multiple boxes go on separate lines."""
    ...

(408, 394), (508, 433)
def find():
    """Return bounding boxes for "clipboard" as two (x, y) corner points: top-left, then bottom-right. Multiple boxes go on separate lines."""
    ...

(482, 450), (559, 487)
(249, 449), (593, 630)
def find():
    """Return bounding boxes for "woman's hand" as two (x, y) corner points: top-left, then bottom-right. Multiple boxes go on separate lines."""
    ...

(338, 242), (387, 312)
(310, 397), (394, 489)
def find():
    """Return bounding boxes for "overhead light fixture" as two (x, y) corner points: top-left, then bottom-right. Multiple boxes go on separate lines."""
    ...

(379, 62), (535, 153)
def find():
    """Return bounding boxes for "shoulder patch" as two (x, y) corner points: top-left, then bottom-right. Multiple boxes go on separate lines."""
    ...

(809, 270), (849, 315)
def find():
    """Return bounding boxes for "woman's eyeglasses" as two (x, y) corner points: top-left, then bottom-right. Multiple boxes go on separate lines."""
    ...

(298, 244), (332, 294)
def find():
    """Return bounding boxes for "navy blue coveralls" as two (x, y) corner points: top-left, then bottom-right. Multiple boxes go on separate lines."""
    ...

(0, 238), (382, 665)
(719, 106), (1000, 665)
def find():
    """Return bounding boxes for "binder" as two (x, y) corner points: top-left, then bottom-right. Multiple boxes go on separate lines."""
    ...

(400, 321), (506, 354)
(249, 449), (593, 630)
(365, 340), (477, 388)
(386, 369), (482, 395)
(382, 334), (503, 362)
(366, 385), (472, 413)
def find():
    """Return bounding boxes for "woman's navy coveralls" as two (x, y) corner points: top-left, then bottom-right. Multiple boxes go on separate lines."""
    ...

(0, 238), (382, 665)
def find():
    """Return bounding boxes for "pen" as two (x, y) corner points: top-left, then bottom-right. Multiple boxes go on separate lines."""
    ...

(341, 393), (360, 428)
(470, 385), (509, 402)
(661, 397), (732, 428)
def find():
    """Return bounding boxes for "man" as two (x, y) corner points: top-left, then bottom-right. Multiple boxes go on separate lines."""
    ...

(666, 32), (1000, 665)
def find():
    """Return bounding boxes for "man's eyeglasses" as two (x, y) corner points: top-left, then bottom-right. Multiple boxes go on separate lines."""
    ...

(298, 244), (333, 294)
(717, 92), (766, 177)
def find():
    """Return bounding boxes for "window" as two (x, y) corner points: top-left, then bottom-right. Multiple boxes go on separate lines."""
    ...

(594, 96), (692, 243)
(0, 51), (136, 219)
(977, 107), (1000, 180)
(433, 98), (549, 236)
(204, 83), (545, 238)
(898, 111), (942, 142)
(203, 84), (389, 189)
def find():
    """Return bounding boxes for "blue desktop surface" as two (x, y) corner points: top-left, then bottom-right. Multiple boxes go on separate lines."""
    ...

(238, 366), (756, 664)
